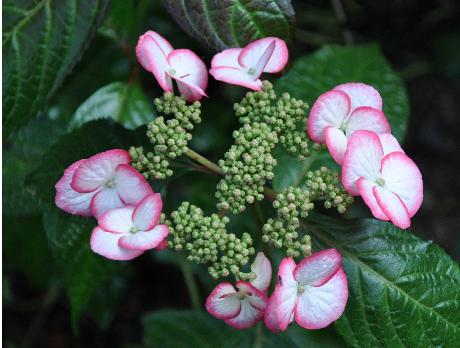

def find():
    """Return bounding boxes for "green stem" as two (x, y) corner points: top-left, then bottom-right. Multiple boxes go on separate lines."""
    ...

(185, 148), (224, 175)
(253, 322), (264, 348)
(179, 254), (201, 312)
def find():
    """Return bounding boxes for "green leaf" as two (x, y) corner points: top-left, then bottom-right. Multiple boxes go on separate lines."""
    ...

(28, 120), (143, 330)
(43, 207), (127, 332)
(273, 44), (410, 190)
(164, 0), (295, 51)
(142, 309), (346, 348)
(3, 215), (57, 289)
(275, 44), (410, 141)
(3, 0), (111, 133)
(70, 81), (155, 131)
(307, 213), (460, 348)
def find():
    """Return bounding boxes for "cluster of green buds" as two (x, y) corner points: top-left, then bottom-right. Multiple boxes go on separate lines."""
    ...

(216, 122), (278, 213)
(262, 167), (353, 258)
(165, 202), (255, 279)
(130, 93), (201, 179)
(303, 167), (353, 213)
(234, 81), (311, 160)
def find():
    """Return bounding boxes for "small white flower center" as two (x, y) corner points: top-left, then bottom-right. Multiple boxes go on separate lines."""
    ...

(298, 283), (306, 294)
(376, 178), (385, 186)
(247, 67), (256, 76)
(169, 68), (176, 76)
(105, 178), (116, 188)
(130, 226), (140, 234)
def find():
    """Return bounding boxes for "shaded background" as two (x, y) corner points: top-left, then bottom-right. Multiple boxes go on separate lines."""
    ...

(4, 0), (460, 347)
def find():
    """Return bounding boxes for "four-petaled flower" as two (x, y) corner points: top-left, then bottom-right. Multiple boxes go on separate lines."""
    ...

(307, 83), (392, 164)
(265, 249), (348, 331)
(91, 193), (169, 260)
(209, 37), (288, 91)
(136, 30), (208, 102)
(55, 149), (153, 218)
(206, 252), (271, 329)
(342, 130), (423, 229)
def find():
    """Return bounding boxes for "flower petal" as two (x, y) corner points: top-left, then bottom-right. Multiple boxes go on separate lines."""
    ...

(209, 67), (263, 91)
(275, 257), (298, 331)
(55, 159), (96, 216)
(211, 48), (243, 69)
(167, 49), (208, 101)
(357, 177), (389, 220)
(224, 298), (263, 329)
(250, 252), (272, 292)
(156, 238), (168, 250)
(378, 133), (404, 155)
(264, 291), (281, 332)
(293, 249), (342, 287)
(98, 206), (135, 233)
(294, 268), (348, 330)
(132, 193), (162, 231)
(346, 106), (391, 137)
(342, 130), (384, 195)
(373, 186), (411, 229)
(114, 164), (153, 206)
(238, 37), (289, 73)
(307, 90), (351, 143)
(90, 227), (144, 261)
(334, 82), (382, 112)
(325, 126), (348, 164)
(236, 281), (267, 311)
(380, 152), (423, 217)
(118, 224), (169, 251)
(136, 31), (173, 92)
(205, 282), (241, 320)
(71, 149), (130, 193)
(90, 187), (125, 218)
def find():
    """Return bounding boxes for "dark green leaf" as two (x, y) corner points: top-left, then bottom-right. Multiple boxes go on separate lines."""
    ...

(3, 215), (57, 288)
(70, 81), (155, 130)
(307, 213), (460, 348)
(3, 0), (111, 133)
(273, 44), (410, 190)
(142, 309), (346, 348)
(164, 0), (295, 51)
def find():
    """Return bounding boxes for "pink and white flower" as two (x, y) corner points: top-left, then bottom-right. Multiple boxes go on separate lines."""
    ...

(307, 83), (391, 164)
(209, 37), (289, 91)
(342, 130), (423, 229)
(266, 249), (348, 331)
(90, 193), (169, 260)
(205, 252), (271, 329)
(136, 30), (208, 102)
(55, 149), (153, 218)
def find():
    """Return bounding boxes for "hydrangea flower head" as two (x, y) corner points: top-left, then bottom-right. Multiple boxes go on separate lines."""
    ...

(209, 37), (288, 91)
(136, 30), (208, 101)
(55, 149), (153, 218)
(90, 193), (169, 260)
(342, 130), (423, 229)
(265, 249), (348, 331)
(307, 83), (391, 164)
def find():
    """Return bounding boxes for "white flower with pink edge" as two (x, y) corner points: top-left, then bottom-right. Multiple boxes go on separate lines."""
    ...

(342, 130), (423, 229)
(91, 193), (169, 261)
(55, 149), (153, 218)
(307, 82), (394, 164)
(205, 252), (271, 329)
(209, 37), (289, 91)
(136, 31), (208, 102)
(265, 249), (348, 331)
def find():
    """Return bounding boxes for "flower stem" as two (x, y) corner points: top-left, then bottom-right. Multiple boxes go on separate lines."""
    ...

(254, 322), (264, 348)
(179, 254), (201, 312)
(185, 148), (224, 176)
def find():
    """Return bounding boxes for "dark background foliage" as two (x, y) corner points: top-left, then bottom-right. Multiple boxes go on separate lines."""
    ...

(3, 0), (460, 347)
